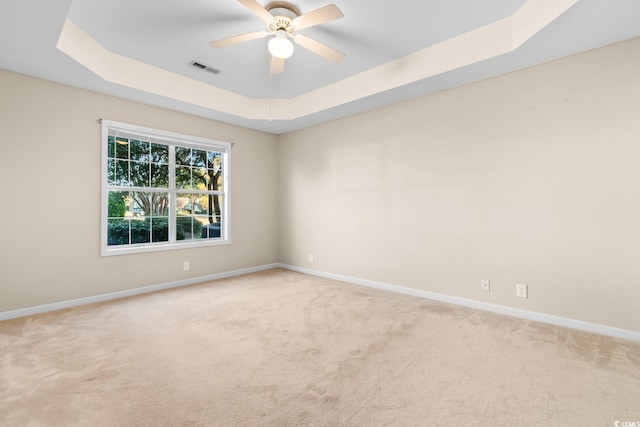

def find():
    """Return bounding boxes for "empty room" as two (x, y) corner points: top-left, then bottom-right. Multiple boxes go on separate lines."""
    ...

(1, 0), (639, 425)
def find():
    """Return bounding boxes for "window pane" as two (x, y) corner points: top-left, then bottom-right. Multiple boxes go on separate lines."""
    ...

(176, 216), (200, 241)
(130, 192), (151, 218)
(175, 147), (191, 166)
(115, 160), (130, 186)
(207, 168), (223, 190)
(208, 153), (222, 186)
(151, 143), (169, 164)
(202, 169), (212, 188)
(107, 136), (115, 158)
(131, 161), (150, 187)
(130, 218), (151, 244)
(129, 192), (168, 218)
(201, 221), (222, 239)
(175, 193), (205, 241)
(176, 193), (193, 216)
(151, 163), (169, 188)
(108, 218), (130, 246)
(151, 192), (169, 216)
(176, 166), (191, 189)
(209, 152), (222, 178)
(191, 216), (207, 240)
(192, 167), (208, 189)
(210, 194), (223, 222)
(193, 195), (208, 215)
(151, 217), (169, 242)
(115, 138), (129, 159)
(130, 140), (150, 162)
(107, 159), (116, 185)
(195, 216), (222, 239)
(192, 149), (206, 167)
(192, 218), (203, 239)
(108, 191), (128, 218)
(207, 151), (221, 167)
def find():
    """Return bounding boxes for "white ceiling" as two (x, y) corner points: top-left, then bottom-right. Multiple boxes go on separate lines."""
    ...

(1, 0), (640, 134)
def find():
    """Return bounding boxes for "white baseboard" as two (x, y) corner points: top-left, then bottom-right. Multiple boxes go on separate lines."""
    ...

(4, 262), (638, 343)
(278, 264), (640, 343)
(0, 263), (279, 322)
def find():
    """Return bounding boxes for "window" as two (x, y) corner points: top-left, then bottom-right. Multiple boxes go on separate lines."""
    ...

(101, 120), (231, 256)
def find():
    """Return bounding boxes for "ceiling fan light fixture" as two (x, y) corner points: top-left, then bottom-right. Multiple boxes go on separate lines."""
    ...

(268, 31), (294, 59)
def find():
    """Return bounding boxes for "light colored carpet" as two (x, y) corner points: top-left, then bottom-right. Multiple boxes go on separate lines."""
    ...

(1, 268), (639, 426)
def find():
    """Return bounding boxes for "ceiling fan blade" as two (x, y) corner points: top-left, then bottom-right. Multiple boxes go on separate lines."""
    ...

(270, 55), (284, 75)
(210, 30), (269, 48)
(292, 4), (343, 30)
(238, 0), (274, 23)
(293, 34), (345, 63)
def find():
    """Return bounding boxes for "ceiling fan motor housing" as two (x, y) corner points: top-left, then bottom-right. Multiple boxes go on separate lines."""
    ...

(268, 16), (295, 34)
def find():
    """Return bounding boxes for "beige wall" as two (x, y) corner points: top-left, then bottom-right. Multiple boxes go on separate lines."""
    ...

(278, 37), (640, 332)
(2, 37), (639, 333)
(0, 70), (279, 311)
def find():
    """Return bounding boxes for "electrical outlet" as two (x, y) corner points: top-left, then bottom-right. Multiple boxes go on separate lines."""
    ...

(309, 254), (314, 263)
(480, 279), (490, 292)
(516, 283), (527, 298)
(183, 261), (190, 271)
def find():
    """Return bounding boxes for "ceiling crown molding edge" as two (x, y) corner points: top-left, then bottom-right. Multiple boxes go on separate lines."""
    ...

(56, 0), (579, 123)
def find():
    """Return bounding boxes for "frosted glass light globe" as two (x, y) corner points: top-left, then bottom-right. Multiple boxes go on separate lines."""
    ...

(268, 35), (294, 59)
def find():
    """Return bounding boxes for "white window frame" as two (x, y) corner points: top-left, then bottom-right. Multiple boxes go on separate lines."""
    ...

(101, 120), (231, 256)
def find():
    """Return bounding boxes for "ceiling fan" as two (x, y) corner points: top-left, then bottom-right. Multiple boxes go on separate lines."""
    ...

(210, 0), (345, 74)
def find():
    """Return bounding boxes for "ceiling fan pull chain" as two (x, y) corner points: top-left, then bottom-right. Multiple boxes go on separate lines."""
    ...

(269, 61), (273, 123)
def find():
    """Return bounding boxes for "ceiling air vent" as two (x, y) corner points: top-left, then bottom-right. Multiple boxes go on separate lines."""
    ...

(189, 60), (221, 75)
